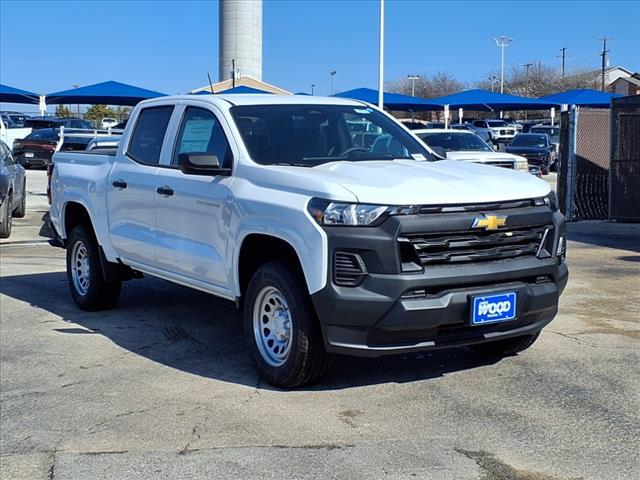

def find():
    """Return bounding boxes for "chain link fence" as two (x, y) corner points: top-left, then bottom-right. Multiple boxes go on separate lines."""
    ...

(610, 95), (640, 222)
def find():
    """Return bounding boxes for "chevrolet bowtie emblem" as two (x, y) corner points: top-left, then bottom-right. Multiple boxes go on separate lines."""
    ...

(472, 214), (507, 231)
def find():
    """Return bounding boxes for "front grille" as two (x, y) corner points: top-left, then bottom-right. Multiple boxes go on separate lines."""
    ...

(401, 225), (553, 267)
(486, 161), (514, 169)
(334, 252), (367, 287)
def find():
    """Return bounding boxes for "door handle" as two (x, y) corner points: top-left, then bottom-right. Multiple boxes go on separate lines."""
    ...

(156, 186), (174, 196)
(112, 179), (127, 189)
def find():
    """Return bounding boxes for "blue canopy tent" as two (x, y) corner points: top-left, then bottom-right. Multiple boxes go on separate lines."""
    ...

(0, 84), (40, 104)
(538, 89), (622, 108)
(429, 89), (560, 111)
(334, 87), (441, 111)
(194, 86), (275, 95)
(46, 80), (166, 106)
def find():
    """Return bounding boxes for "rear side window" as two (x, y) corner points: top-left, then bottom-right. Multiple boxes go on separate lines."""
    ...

(127, 106), (174, 165)
(172, 107), (232, 167)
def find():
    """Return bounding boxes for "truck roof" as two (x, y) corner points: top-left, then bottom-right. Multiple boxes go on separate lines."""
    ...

(138, 94), (369, 108)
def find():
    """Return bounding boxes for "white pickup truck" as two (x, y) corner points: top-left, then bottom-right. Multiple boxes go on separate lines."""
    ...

(50, 95), (568, 387)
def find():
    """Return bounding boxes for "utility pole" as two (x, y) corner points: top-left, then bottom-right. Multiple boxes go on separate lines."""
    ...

(557, 47), (568, 77)
(330, 70), (336, 95)
(73, 84), (80, 118)
(599, 37), (612, 91)
(407, 75), (420, 97)
(523, 63), (533, 120)
(311, 84), (315, 95)
(489, 75), (497, 92)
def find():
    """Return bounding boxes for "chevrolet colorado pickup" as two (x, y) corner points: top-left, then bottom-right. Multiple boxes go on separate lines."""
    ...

(50, 95), (568, 388)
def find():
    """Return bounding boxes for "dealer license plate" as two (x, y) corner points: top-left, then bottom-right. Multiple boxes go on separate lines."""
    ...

(471, 292), (517, 325)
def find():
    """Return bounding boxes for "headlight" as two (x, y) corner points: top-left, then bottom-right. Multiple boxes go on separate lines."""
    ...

(308, 198), (418, 226)
(515, 158), (529, 172)
(534, 191), (558, 211)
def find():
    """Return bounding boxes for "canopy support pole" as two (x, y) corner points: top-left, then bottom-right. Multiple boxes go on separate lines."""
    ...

(39, 95), (47, 116)
(444, 105), (450, 129)
(550, 107), (556, 126)
(458, 108), (463, 124)
(377, 0), (384, 109)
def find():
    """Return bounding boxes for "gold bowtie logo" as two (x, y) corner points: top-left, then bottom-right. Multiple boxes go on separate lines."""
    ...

(472, 214), (507, 231)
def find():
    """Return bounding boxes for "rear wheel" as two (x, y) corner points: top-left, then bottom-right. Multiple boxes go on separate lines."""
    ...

(13, 180), (26, 218)
(66, 224), (121, 311)
(469, 333), (540, 357)
(244, 262), (332, 388)
(0, 193), (12, 239)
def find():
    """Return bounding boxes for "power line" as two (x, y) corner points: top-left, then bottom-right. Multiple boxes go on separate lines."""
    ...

(599, 37), (612, 91)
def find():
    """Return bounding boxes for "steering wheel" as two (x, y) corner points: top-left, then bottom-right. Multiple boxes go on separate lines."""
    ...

(340, 146), (370, 158)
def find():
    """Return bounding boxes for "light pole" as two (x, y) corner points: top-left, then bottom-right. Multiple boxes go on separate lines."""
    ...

(73, 84), (80, 118)
(492, 36), (512, 94)
(330, 70), (336, 95)
(311, 84), (315, 95)
(407, 75), (420, 97)
(489, 75), (497, 92)
(378, 0), (384, 109)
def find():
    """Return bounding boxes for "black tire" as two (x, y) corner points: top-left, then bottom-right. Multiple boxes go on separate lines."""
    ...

(13, 180), (26, 218)
(469, 333), (540, 357)
(243, 262), (332, 388)
(0, 193), (12, 239)
(66, 224), (121, 311)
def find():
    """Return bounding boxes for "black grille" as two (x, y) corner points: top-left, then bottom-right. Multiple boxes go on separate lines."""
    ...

(402, 225), (552, 266)
(485, 161), (514, 169)
(334, 252), (367, 287)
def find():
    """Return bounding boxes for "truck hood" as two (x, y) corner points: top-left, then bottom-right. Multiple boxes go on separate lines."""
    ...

(297, 159), (550, 205)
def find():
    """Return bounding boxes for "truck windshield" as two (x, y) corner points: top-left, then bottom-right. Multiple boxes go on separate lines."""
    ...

(511, 135), (548, 147)
(230, 104), (433, 166)
(417, 132), (492, 152)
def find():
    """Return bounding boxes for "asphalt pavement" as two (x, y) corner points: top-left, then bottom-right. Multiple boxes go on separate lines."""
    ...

(1, 170), (638, 479)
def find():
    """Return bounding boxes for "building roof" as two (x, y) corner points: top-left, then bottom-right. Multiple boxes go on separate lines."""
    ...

(191, 76), (290, 95)
(611, 76), (640, 87)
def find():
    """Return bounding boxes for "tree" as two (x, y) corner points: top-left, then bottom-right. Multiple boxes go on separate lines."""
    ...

(55, 104), (73, 118)
(84, 104), (117, 122)
(114, 106), (132, 122)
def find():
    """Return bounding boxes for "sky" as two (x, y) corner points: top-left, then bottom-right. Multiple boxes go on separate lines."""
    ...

(1, 0), (639, 111)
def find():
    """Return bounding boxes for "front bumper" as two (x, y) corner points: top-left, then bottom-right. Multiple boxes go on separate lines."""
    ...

(310, 208), (568, 357)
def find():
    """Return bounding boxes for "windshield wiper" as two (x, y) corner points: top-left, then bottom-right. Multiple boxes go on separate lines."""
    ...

(271, 162), (313, 167)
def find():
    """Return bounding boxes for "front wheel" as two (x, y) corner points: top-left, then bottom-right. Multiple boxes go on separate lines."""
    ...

(66, 225), (121, 311)
(469, 332), (540, 357)
(244, 262), (332, 388)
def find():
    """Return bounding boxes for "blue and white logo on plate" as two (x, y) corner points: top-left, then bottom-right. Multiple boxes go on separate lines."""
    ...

(472, 292), (517, 325)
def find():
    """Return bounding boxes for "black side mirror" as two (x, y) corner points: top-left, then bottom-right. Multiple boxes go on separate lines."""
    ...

(430, 146), (447, 159)
(178, 153), (231, 176)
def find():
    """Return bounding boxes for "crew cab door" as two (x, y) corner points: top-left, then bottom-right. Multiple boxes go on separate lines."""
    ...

(107, 105), (174, 266)
(153, 104), (235, 292)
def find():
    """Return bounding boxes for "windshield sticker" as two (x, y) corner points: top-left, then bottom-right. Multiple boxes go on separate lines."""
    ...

(353, 108), (373, 115)
(411, 153), (426, 160)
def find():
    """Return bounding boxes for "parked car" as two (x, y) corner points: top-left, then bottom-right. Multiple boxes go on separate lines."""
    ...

(414, 129), (530, 173)
(1, 112), (30, 128)
(100, 117), (118, 129)
(470, 119), (517, 145)
(397, 119), (427, 130)
(450, 123), (492, 143)
(13, 129), (93, 168)
(0, 115), (32, 149)
(24, 117), (93, 130)
(49, 94), (567, 388)
(529, 125), (560, 170)
(0, 140), (26, 238)
(114, 118), (129, 129)
(506, 133), (555, 175)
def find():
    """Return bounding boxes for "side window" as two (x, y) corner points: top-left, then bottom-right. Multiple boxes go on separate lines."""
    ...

(172, 107), (232, 168)
(127, 106), (174, 165)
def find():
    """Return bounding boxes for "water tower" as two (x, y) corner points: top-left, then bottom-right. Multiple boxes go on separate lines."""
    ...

(219, 0), (263, 82)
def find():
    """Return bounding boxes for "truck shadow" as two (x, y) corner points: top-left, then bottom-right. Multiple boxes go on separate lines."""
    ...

(0, 271), (502, 391)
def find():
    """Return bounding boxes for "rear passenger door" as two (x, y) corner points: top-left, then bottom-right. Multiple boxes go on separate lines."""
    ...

(153, 104), (235, 293)
(107, 105), (174, 267)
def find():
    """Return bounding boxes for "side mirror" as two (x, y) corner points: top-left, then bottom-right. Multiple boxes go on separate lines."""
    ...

(430, 146), (447, 159)
(178, 153), (231, 176)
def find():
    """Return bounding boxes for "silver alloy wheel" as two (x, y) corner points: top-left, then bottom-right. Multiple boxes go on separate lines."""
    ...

(71, 240), (91, 296)
(253, 286), (293, 367)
